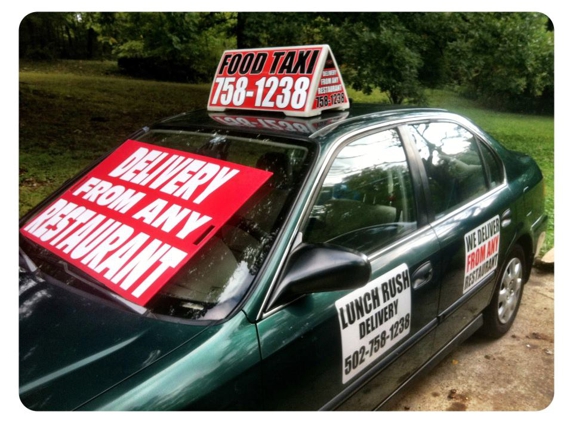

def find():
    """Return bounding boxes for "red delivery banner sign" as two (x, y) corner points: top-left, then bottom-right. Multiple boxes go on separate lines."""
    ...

(207, 45), (349, 117)
(20, 140), (273, 306)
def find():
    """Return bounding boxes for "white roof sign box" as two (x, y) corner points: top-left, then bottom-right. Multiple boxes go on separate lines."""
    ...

(207, 45), (350, 118)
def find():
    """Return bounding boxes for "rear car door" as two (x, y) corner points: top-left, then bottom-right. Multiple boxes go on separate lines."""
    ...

(255, 127), (443, 410)
(405, 120), (510, 349)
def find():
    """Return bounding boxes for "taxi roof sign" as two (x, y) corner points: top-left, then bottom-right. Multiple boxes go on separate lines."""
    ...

(207, 45), (350, 118)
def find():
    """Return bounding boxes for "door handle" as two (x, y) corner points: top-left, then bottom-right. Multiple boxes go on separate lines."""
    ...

(501, 208), (512, 228)
(412, 261), (433, 290)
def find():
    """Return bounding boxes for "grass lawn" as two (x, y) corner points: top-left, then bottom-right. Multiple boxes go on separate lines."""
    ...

(19, 60), (554, 253)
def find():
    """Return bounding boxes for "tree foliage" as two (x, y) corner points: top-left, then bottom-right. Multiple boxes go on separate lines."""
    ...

(19, 12), (553, 112)
(19, 12), (105, 60)
(319, 13), (427, 104)
(107, 12), (236, 82)
(446, 13), (554, 112)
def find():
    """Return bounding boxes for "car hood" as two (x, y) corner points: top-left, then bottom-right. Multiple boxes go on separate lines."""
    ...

(19, 269), (211, 410)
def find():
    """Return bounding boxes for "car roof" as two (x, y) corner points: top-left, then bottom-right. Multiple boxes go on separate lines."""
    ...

(150, 103), (450, 147)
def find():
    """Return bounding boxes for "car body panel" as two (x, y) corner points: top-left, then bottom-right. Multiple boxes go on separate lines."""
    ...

(19, 267), (210, 410)
(258, 225), (442, 410)
(78, 310), (262, 410)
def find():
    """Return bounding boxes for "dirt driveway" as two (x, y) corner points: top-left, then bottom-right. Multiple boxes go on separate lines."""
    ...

(386, 266), (555, 411)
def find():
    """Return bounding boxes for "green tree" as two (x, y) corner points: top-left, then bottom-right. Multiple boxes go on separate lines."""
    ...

(20, 12), (237, 81)
(235, 12), (327, 49)
(446, 12), (554, 112)
(235, 12), (429, 104)
(19, 12), (101, 60)
(106, 12), (235, 82)
(320, 13), (426, 104)
(397, 13), (464, 89)
(20, 12), (553, 113)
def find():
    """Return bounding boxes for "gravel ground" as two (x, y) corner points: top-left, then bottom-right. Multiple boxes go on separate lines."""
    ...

(385, 265), (555, 412)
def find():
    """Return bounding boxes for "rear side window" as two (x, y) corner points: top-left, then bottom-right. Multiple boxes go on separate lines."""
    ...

(304, 129), (417, 255)
(479, 143), (504, 188)
(408, 122), (488, 218)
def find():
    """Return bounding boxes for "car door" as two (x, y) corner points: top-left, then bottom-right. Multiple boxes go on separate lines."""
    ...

(404, 120), (511, 349)
(255, 127), (443, 410)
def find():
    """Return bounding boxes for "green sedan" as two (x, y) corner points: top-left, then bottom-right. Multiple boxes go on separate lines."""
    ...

(19, 104), (547, 410)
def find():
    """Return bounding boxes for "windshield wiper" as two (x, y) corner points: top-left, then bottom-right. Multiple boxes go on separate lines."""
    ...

(19, 247), (39, 273)
(59, 261), (152, 316)
(20, 246), (152, 316)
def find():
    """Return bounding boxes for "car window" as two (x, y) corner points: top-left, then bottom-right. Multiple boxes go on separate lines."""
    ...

(479, 142), (504, 188)
(303, 129), (417, 255)
(20, 131), (314, 321)
(408, 122), (488, 218)
(138, 131), (316, 319)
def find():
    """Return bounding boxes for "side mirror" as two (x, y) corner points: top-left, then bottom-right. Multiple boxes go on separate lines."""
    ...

(267, 243), (371, 309)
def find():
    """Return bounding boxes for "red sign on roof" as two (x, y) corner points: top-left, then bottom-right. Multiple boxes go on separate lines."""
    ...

(208, 45), (350, 117)
(20, 140), (272, 306)
(209, 111), (349, 135)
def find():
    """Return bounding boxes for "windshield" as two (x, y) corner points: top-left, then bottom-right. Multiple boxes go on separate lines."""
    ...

(20, 130), (314, 321)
